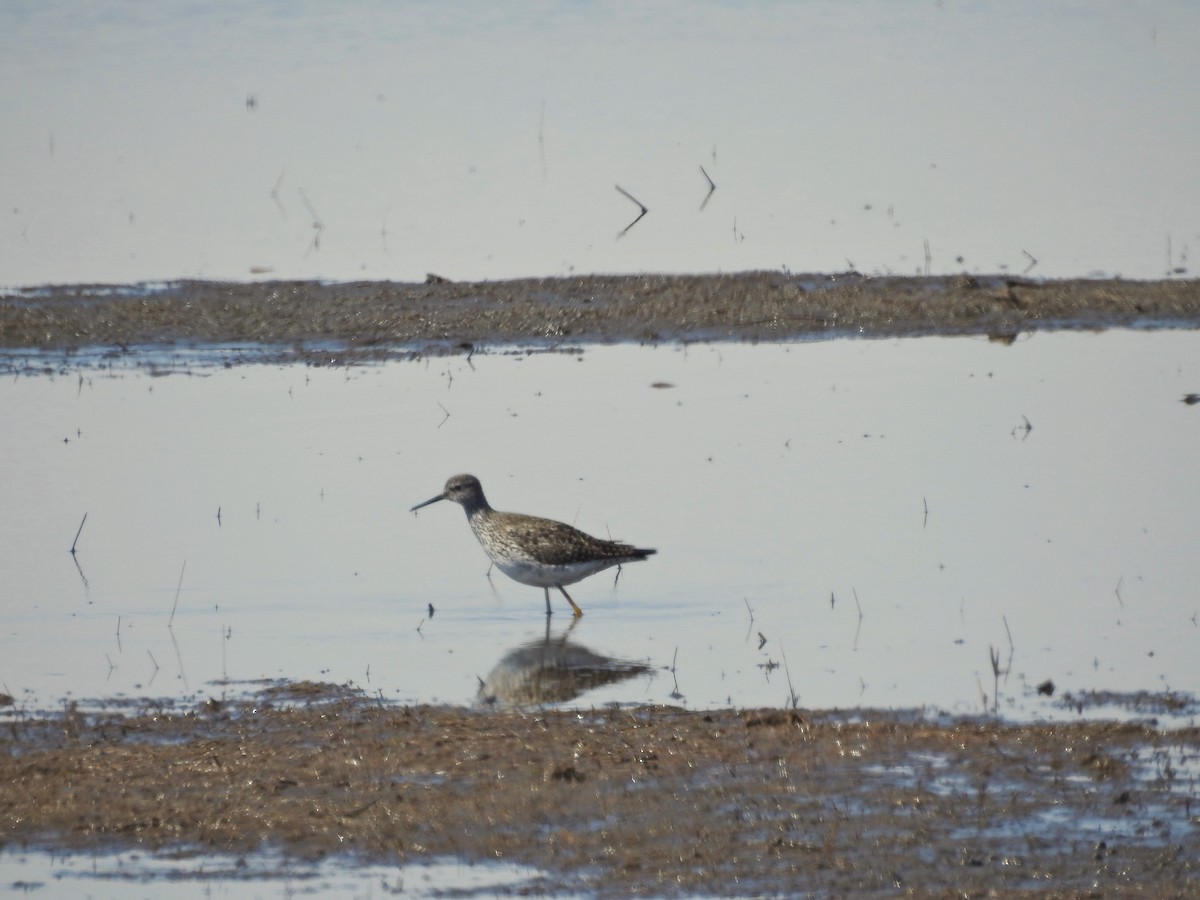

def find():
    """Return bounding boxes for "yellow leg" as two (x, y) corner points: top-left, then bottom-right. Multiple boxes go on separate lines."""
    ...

(557, 585), (584, 618)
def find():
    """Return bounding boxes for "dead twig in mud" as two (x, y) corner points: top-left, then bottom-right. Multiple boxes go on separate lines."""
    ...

(165, 560), (191, 696)
(615, 185), (648, 238)
(669, 647), (683, 701)
(699, 165), (716, 211)
(989, 645), (1003, 715)
(780, 644), (800, 710)
(852, 588), (864, 651)
(69, 514), (91, 589)
(299, 188), (324, 254)
(71, 554), (89, 589)
(69, 512), (87, 555)
(169, 626), (189, 693)
(987, 622), (1014, 716)
(270, 169), (286, 216)
(597, 523), (625, 586)
(169, 560), (186, 628)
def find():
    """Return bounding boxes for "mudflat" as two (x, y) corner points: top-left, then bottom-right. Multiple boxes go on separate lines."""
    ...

(2, 273), (1199, 365)
(1, 684), (1196, 896)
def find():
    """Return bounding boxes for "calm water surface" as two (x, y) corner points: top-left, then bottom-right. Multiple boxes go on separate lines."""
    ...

(2, 1), (1198, 286)
(2, 332), (1197, 722)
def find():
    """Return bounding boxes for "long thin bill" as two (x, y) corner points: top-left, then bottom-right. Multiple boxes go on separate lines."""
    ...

(409, 494), (445, 512)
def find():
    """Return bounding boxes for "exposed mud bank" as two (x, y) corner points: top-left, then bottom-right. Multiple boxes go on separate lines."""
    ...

(2, 273), (1198, 367)
(2, 684), (1196, 896)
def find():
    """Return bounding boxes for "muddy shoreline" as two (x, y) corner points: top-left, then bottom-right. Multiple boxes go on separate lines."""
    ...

(2, 684), (1197, 896)
(3, 272), (1199, 367)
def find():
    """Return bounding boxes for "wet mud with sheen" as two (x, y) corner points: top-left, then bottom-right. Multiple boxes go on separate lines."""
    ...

(1, 683), (1197, 896)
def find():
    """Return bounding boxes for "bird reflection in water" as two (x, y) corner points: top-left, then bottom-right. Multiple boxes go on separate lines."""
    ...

(477, 619), (651, 707)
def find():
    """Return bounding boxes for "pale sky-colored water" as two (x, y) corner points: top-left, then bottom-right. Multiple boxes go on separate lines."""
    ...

(0, 849), (555, 900)
(2, 331), (1197, 721)
(2, 1), (1199, 286)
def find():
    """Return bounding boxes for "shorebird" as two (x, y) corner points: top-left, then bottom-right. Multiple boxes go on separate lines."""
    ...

(410, 474), (656, 617)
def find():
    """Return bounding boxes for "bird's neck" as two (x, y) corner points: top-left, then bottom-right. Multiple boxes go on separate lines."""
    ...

(464, 502), (491, 522)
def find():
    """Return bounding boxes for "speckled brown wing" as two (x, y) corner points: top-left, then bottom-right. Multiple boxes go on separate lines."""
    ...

(490, 512), (654, 567)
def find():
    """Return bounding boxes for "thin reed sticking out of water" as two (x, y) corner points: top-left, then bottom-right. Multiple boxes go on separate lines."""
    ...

(69, 513), (87, 555)
(169, 560), (186, 628)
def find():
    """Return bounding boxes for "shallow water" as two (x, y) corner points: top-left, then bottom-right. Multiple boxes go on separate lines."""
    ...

(0, 849), (556, 899)
(2, 2), (1199, 286)
(2, 331), (1197, 724)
